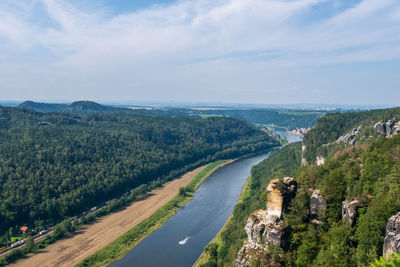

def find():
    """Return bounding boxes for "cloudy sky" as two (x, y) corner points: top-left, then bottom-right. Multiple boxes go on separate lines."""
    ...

(0, 0), (399, 105)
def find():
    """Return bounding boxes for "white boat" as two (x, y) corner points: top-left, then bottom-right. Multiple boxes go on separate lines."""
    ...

(178, 236), (190, 245)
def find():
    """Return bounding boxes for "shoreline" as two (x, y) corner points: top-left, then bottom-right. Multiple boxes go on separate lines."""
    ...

(8, 161), (226, 267)
(193, 173), (253, 267)
(76, 159), (234, 267)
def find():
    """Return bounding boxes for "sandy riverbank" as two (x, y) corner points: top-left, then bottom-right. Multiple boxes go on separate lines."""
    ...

(10, 166), (206, 267)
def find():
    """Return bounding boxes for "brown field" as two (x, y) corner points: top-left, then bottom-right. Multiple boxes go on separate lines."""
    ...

(10, 166), (206, 267)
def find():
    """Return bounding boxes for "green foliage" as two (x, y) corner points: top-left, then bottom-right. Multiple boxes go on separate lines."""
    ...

(194, 109), (326, 130)
(198, 108), (400, 267)
(0, 105), (278, 238)
(198, 142), (302, 266)
(25, 236), (34, 251)
(285, 134), (400, 266)
(77, 161), (224, 267)
(372, 253), (400, 267)
(303, 107), (400, 163)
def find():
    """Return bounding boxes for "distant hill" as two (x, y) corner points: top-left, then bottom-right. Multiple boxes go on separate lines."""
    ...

(18, 101), (68, 112)
(16, 101), (327, 130)
(18, 100), (133, 114)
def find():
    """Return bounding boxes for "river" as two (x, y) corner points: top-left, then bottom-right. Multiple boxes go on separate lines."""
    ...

(274, 129), (303, 143)
(110, 153), (270, 267)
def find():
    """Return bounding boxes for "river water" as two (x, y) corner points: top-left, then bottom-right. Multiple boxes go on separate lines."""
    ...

(110, 153), (270, 267)
(274, 129), (303, 143)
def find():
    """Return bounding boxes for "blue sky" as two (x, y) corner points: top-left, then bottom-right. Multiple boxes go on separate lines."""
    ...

(0, 0), (399, 105)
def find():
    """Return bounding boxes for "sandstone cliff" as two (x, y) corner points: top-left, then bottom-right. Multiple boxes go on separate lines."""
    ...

(342, 199), (361, 227)
(236, 177), (297, 267)
(383, 212), (400, 259)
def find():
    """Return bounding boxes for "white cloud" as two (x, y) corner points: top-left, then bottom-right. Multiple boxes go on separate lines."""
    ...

(0, 0), (399, 103)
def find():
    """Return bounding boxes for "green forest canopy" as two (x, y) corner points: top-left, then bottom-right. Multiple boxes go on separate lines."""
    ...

(0, 106), (279, 238)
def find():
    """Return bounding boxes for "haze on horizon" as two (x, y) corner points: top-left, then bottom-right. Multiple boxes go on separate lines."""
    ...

(0, 0), (399, 105)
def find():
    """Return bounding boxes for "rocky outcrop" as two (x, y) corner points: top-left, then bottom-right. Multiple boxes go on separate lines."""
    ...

(310, 190), (326, 221)
(383, 213), (400, 259)
(301, 144), (308, 166)
(266, 177), (297, 221)
(336, 125), (363, 146)
(374, 120), (400, 137)
(342, 200), (360, 227)
(315, 155), (325, 166)
(236, 178), (297, 267)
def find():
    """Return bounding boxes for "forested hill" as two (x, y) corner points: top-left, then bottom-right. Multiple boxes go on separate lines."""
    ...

(18, 100), (132, 114)
(0, 106), (279, 238)
(198, 107), (400, 267)
(303, 107), (400, 164)
(194, 109), (326, 130)
(17, 101), (326, 130)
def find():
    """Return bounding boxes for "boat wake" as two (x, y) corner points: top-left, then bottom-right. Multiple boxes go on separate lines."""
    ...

(178, 235), (191, 245)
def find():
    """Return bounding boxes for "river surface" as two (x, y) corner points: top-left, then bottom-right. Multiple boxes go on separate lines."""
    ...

(110, 153), (270, 267)
(274, 129), (303, 143)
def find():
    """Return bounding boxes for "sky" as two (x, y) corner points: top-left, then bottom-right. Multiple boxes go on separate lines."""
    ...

(0, 0), (399, 105)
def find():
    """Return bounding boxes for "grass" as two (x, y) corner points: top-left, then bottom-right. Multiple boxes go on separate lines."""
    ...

(76, 160), (231, 267)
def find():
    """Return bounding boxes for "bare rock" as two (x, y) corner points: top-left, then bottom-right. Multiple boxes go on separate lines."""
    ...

(342, 200), (360, 226)
(374, 119), (400, 137)
(266, 178), (297, 222)
(383, 213), (400, 259)
(336, 125), (363, 146)
(310, 190), (326, 219)
(236, 178), (297, 267)
(315, 155), (325, 166)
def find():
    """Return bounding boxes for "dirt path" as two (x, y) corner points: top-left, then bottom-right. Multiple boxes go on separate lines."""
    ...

(10, 166), (206, 267)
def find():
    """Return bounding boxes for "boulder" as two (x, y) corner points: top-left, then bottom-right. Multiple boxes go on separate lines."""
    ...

(383, 213), (400, 259)
(310, 190), (326, 219)
(342, 200), (360, 226)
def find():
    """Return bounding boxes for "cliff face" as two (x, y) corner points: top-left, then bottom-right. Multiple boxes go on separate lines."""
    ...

(236, 178), (297, 267)
(383, 212), (400, 259)
(374, 120), (400, 137)
(303, 118), (400, 166)
(342, 200), (361, 227)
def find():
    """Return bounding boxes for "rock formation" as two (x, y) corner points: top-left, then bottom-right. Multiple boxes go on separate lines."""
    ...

(310, 190), (326, 221)
(383, 212), (400, 259)
(236, 178), (297, 267)
(336, 125), (363, 146)
(342, 200), (360, 227)
(374, 120), (400, 137)
(315, 155), (325, 166)
(301, 144), (308, 166)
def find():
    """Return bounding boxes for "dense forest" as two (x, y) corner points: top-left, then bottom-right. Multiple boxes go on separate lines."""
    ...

(18, 101), (326, 130)
(0, 105), (279, 240)
(199, 107), (400, 266)
(195, 109), (326, 130)
(198, 142), (302, 267)
(303, 107), (400, 163)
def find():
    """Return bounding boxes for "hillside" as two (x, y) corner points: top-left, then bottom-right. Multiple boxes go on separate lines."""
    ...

(0, 106), (279, 246)
(198, 107), (400, 267)
(193, 109), (326, 130)
(18, 100), (131, 114)
(17, 101), (326, 130)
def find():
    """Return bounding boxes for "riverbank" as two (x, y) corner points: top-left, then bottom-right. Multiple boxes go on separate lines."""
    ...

(8, 161), (227, 267)
(193, 173), (252, 267)
(76, 160), (232, 267)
